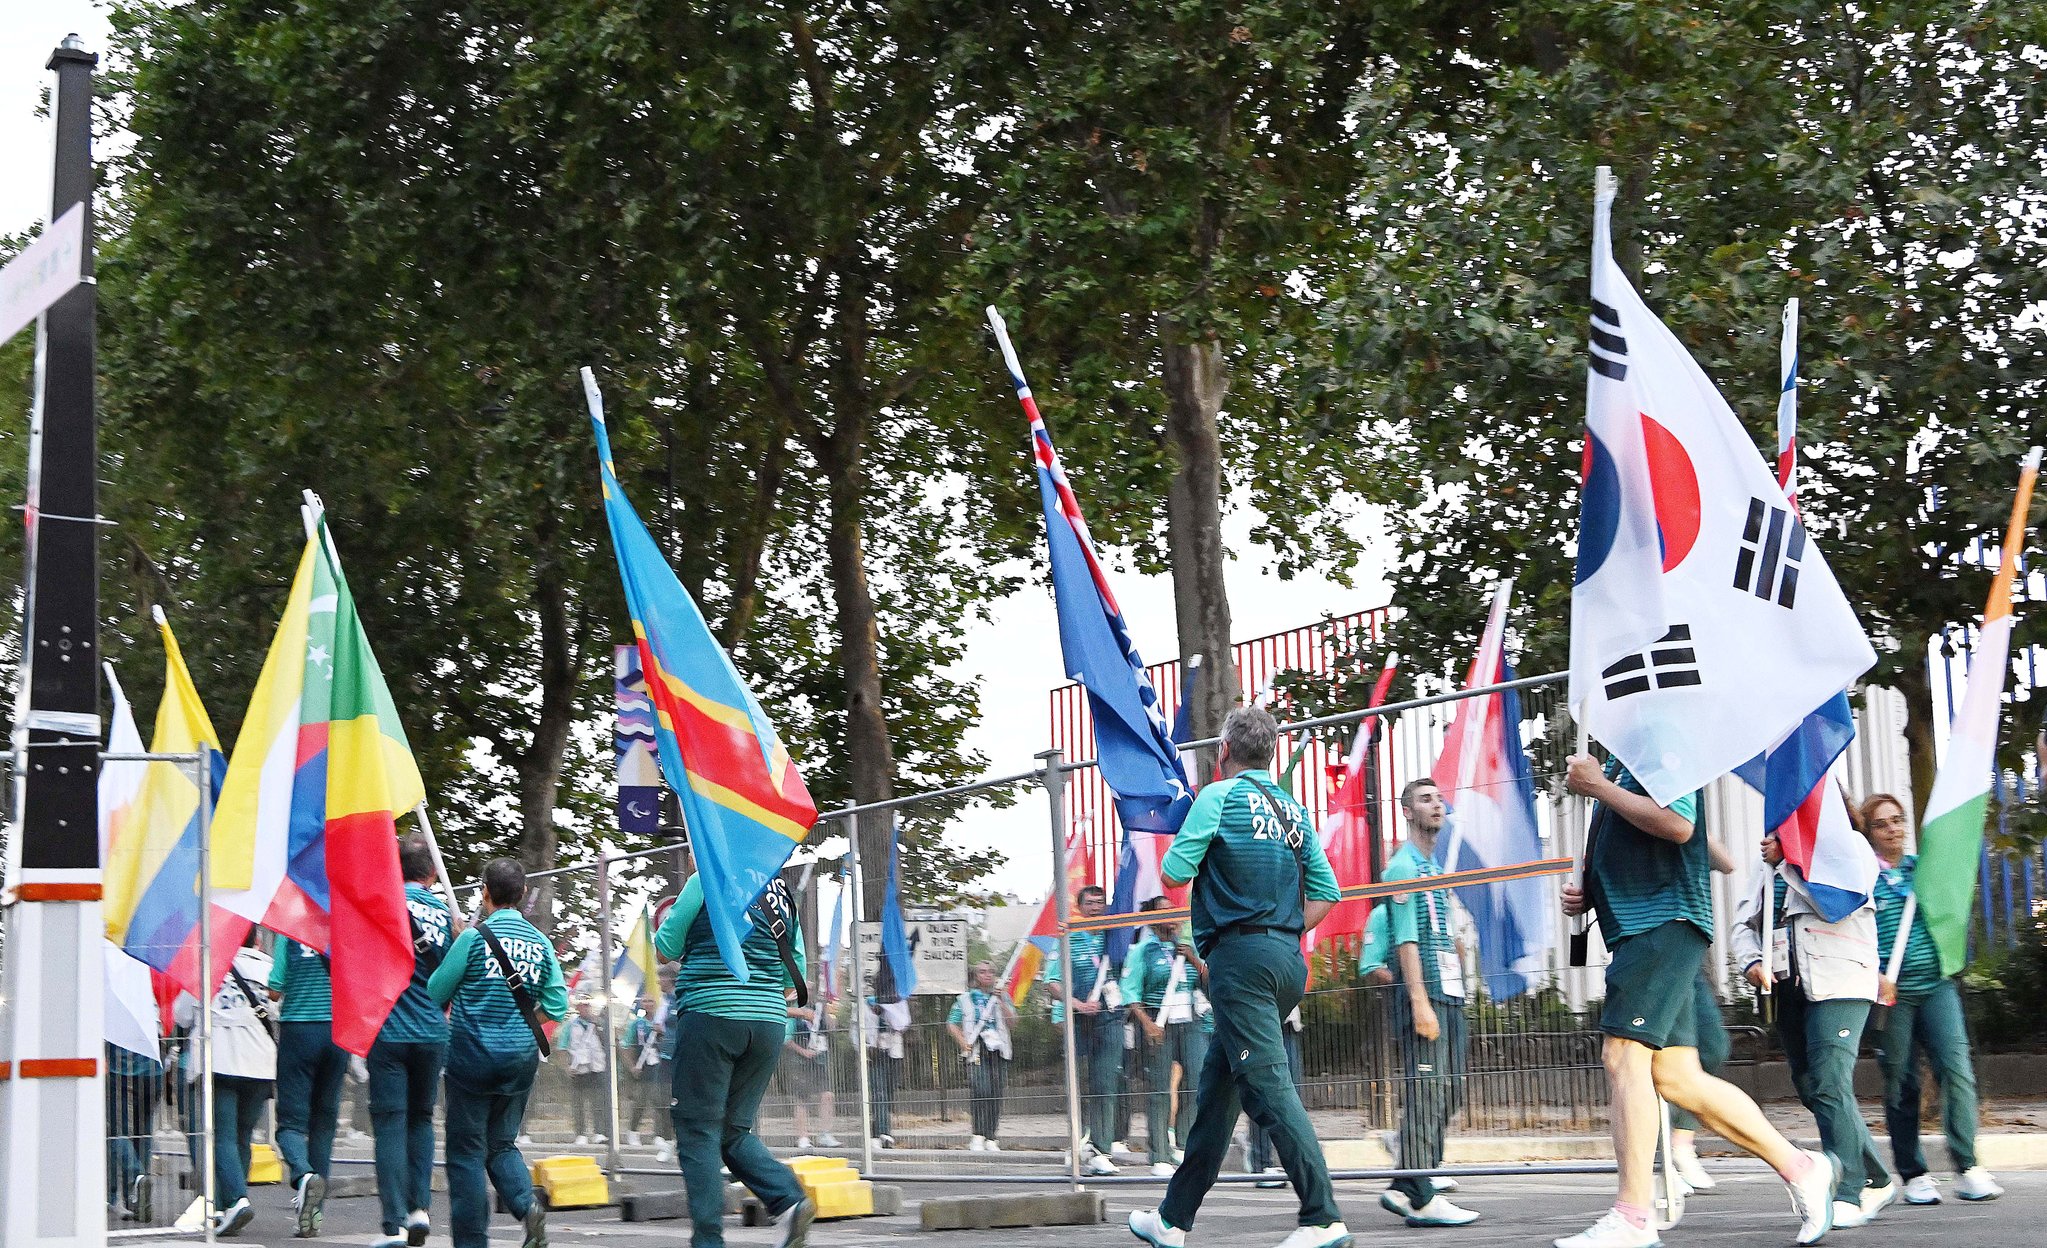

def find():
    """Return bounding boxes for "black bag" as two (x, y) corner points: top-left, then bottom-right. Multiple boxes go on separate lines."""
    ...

(752, 879), (809, 1009)
(477, 921), (553, 1058)
(227, 961), (278, 1041)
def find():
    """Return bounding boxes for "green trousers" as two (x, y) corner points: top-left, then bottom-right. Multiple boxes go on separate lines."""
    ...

(669, 1013), (805, 1247)
(1389, 992), (1466, 1207)
(1875, 977), (1978, 1178)
(1140, 1020), (1207, 1163)
(1776, 985), (1888, 1201)
(1671, 972), (1729, 1133)
(1160, 931), (1337, 1231)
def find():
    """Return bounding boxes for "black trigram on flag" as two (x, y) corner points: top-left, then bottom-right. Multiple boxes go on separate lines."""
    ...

(1733, 497), (1804, 608)
(1601, 625), (1703, 699)
(1589, 298), (1628, 380)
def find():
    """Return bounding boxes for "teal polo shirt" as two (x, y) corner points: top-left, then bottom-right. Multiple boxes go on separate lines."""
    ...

(1873, 857), (1943, 995)
(1357, 903), (1393, 978)
(379, 882), (453, 1044)
(1046, 929), (1111, 1024)
(1584, 759), (1707, 944)
(1382, 841), (1463, 1004)
(1162, 768), (1339, 956)
(654, 875), (806, 1025)
(429, 908), (568, 1059)
(269, 939), (333, 1023)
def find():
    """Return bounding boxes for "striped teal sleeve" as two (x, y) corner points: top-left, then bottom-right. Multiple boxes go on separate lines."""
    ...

(655, 876), (705, 962)
(535, 946), (569, 1021)
(429, 929), (479, 1006)
(268, 947), (288, 990)
(1163, 782), (1230, 883)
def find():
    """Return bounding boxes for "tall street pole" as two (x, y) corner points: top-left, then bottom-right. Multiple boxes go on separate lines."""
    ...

(0, 34), (107, 1248)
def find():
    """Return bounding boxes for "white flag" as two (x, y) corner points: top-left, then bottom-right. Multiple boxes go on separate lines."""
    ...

(1568, 169), (1874, 805)
(100, 667), (163, 1064)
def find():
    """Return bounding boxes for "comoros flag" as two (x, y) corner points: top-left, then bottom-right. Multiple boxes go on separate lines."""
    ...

(1569, 168), (1874, 807)
(209, 509), (424, 1055)
(1432, 580), (1550, 998)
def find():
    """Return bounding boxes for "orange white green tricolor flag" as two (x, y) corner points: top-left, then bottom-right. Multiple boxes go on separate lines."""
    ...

(1914, 447), (2040, 978)
(584, 368), (817, 981)
(209, 503), (424, 1054)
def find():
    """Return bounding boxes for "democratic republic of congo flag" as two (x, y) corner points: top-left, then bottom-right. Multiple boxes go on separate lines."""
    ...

(210, 507), (423, 1054)
(1913, 447), (2040, 976)
(103, 610), (233, 997)
(584, 368), (817, 981)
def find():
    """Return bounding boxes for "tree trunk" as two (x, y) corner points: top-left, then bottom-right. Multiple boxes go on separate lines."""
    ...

(1160, 329), (1240, 761)
(1891, 644), (1940, 820)
(823, 455), (898, 918)
(515, 541), (579, 933)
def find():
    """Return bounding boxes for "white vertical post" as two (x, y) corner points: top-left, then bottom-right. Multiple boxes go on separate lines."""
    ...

(843, 815), (875, 1175)
(198, 753), (217, 1243)
(596, 851), (622, 1177)
(1037, 750), (1085, 1192)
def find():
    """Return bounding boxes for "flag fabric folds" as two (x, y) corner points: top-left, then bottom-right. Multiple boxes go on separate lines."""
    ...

(1109, 656), (1207, 963)
(1006, 826), (1087, 1006)
(611, 903), (661, 1004)
(1430, 582), (1550, 998)
(103, 611), (231, 996)
(1733, 692), (1878, 922)
(1569, 168), (1875, 805)
(1310, 655), (1399, 950)
(99, 668), (163, 1062)
(989, 309), (1192, 834)
(586, 369), (818, 982)
(878, 827), (917, 1000)
(1776, 298), (1800, 510)
(1916, 448), (2041, 975)
(209, 509), (423, 1055)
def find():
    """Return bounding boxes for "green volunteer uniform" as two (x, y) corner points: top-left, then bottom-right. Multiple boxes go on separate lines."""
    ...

(1872, 857), (1980, 1181)
(270, 939), (348, 1195)
(429, 908), (567, 1248)
(1358, 903), (1393, 978)
(1584, 760), (1707, 1049)
(1120, 929), (1208, 1163)
(1047, 928), (1122, 1154)
(948, 988), (1012, 1142)
(1154, 769), (1341, 1232)
(655, 876), (809, 1247)
(1382, 841), (1469, 1209)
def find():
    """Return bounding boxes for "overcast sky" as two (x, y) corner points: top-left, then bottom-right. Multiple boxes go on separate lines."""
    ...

(0, 3), (1397, 903)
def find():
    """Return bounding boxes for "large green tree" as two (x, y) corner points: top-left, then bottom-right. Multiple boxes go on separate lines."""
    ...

(1303, 0), (2047, 805)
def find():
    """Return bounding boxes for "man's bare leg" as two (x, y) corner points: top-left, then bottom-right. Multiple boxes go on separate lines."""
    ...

(1604, 1036), (1660, 1208)
(1651, 1046), (1801, 1174)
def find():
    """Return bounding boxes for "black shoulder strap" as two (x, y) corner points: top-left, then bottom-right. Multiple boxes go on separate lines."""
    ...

(1243, 773), (1314, 913)
(752, 879), (810, 1009)
(226, 961), (277, 1040)
(477, 920), (553, 1057)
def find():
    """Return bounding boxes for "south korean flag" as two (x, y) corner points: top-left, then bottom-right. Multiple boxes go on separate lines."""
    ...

(1568, 167), (1875, 806)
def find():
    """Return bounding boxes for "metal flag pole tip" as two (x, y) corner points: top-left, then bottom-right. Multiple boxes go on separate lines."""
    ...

(2025, 446), (2043, 472)
(1594, 165), (1616, 199)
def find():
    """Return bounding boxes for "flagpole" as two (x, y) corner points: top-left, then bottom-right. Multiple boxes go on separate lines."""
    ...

(411, 802), (467, 934)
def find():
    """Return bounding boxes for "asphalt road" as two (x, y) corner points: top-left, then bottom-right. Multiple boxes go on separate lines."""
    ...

(209, 1162), (2037, 1247)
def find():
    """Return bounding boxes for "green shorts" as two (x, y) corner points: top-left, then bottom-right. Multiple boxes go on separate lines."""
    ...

(1600, 920), (1710, 1050)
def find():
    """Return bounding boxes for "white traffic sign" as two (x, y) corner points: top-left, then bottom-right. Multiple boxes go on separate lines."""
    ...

(856, 916), (969, 996)
(0, 203), (84, 345)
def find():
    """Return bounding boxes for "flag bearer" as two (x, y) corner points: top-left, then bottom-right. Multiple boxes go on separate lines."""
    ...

(1377, 778), (1481, 1227)
(947, 961), (1017, 1151)
(369, 835), (453, 1248)
(1129, 706), (1349, 1248)
(1120, 899), (1207, 1175)
(1559, 755), (1835, 1248)
(656, 872), (816, 1248)
(429, 858), (566, 1248)
(1858, 793), (2001, 1204)
(1051, 883), (1124, 1174)
(270, 936), (348, 1238)
(1733, 831), (1895, 1225)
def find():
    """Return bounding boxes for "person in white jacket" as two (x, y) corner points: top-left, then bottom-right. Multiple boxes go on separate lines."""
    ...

(1732, 834), (1896, 1229)
(564, 997), (609, 1145)
(173, 933), (277, 1237)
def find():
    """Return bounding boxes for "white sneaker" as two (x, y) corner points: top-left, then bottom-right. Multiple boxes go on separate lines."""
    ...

(1378, 1190), (1414, 1218)
(406, 1208), (431, 1246)
(625, 1131), (642, 1147)
(1128, 1208), (1187, 1248)
(879, 1133), (896, 1149)
(814, 1133), (841, 1148)
(574, 1134), (589, 1146)
(1902, 1174), (1940, 1205)
(655, 1140), (675, 1164)
(1553, 1209), (1661, 1248)
(1673, 1142), (1714, 1192)
(592, 1134), (607, 1145)
(346, 1128), (370, 1143)
(1956, 1168), (2002, 1201)
(213, 1197), (254, 1237)
(1786, 1150), (1840, 1246)
(797, 1135), (812, 1149)
(1436, 1174), (1458, 1192)
(1112, 1141), (1139, 1160)
(1859, 1180), (1897, 1220)
(1406, 1196), (1480, 1227)
(775, 1196), (816, 1248)
(1830, 1201), (1869, 1230)
(1150, 1162), (1176, 1177)
(1087, 1153), (1119, 1176)
(1272, 1222), (1352, 1248)
(870, 1137), (889, 1151)
(1256, 1166), (1286, 1189)
(984, 1139), (1000, 1152)
(969, 1135), (986, 1152)
(517, 1133), (534, 1146)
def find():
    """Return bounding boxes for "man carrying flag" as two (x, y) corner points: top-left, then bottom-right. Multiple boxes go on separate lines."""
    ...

(1562, 168), (1860, 1248)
